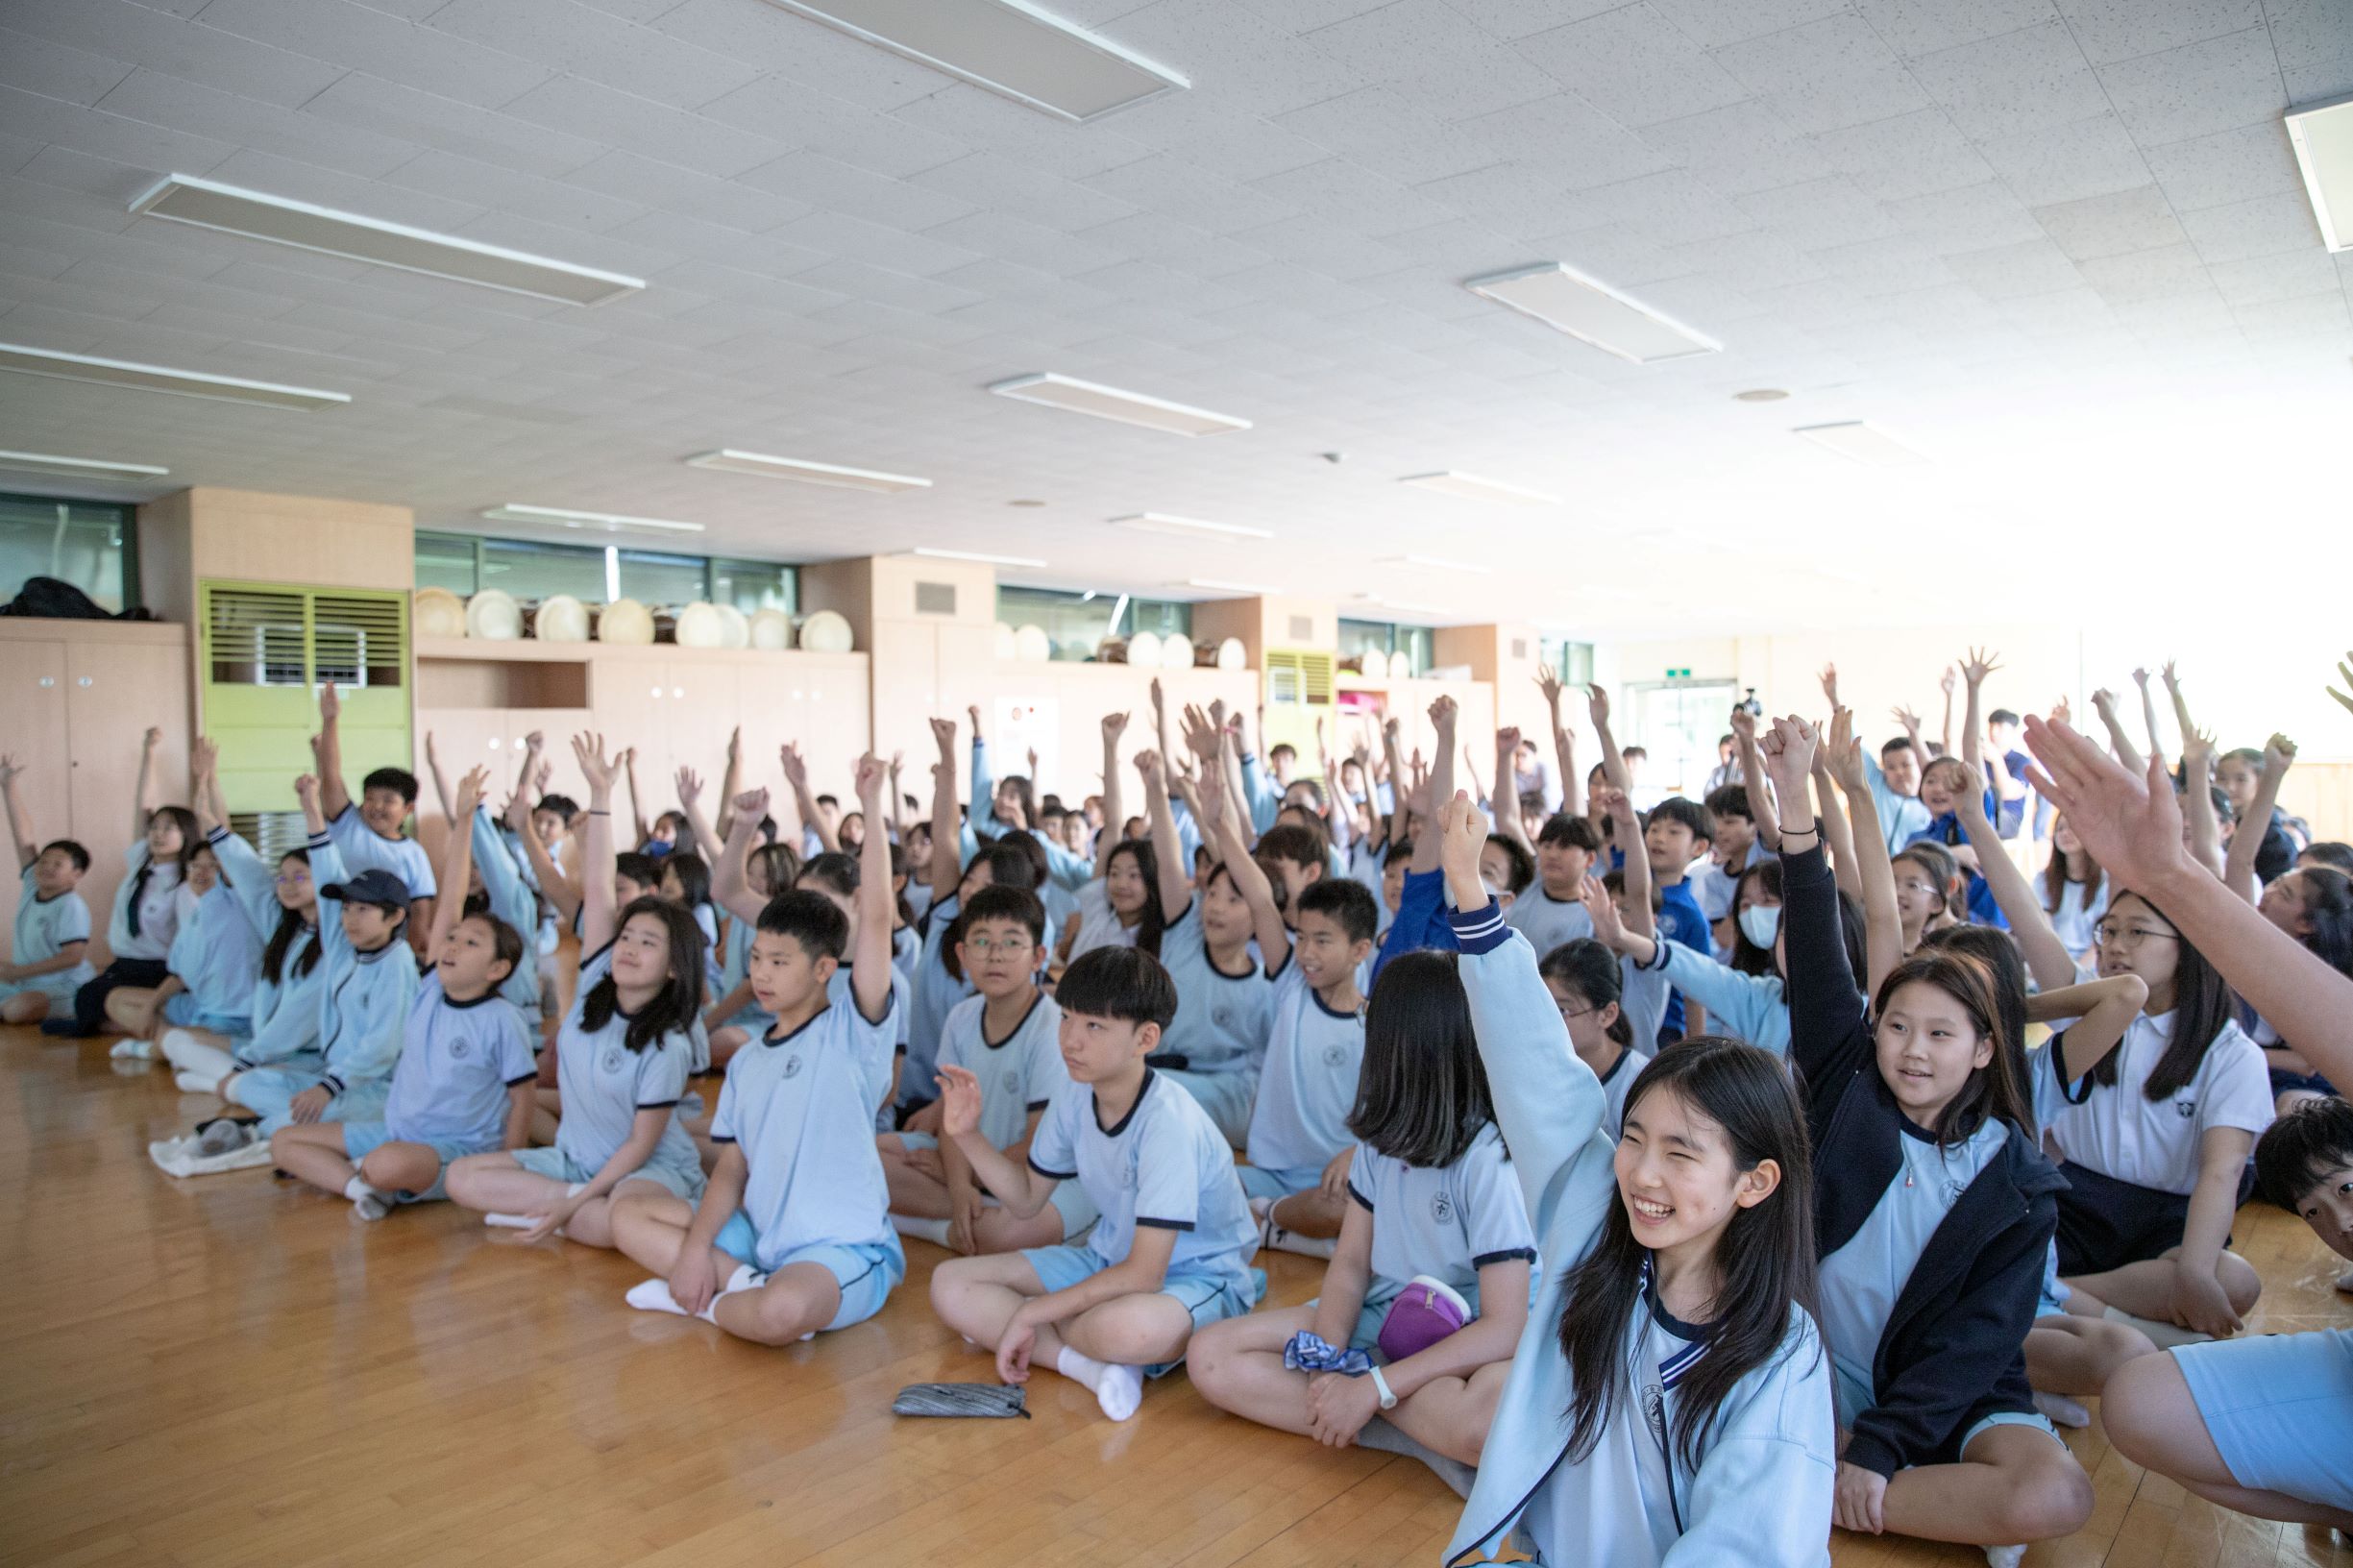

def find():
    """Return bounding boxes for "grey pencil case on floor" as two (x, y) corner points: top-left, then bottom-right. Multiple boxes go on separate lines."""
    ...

(892, 1383), (1030, 1418)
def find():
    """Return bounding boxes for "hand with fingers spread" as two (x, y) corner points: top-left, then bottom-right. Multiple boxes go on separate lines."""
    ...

(777, 743), (809, 791)
(1823, 708), (1867, 795)
(1535, 665), (1565, 718)
(453, 764), (493, 821)
(2022, 716), (2192, 892)
(572, 733), (618, 792)
(1960, 647), (2001, 689)
(1818, 662), (1839, 706)
(675, 766), (703, 812)
(2329, 651), (2353, 719)
(1585, 683), (1610, 730)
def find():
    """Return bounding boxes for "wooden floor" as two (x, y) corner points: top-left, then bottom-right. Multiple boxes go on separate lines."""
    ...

(4, 1027), (2349, 1568)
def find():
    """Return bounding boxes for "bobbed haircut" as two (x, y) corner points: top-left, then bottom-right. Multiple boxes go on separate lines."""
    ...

(614, 851), (662, 891)
(1703, 783), (1752, 823)
(661, 850), (712, 909)
(2253, 1094), (2353, 1211)
(1726, 858), (1783, 978)
(1056, 944), (1177, 1030)
(748, 840), (802, 894)
(1483, 832), (1535, 894)
(1101, 837), (1165, 958)
(755, 887), (851, 962)
(1349, 950), (1491, 1167)
(1871, 946), (2031, 1143)
(1297, 877), (1379, 943)
(798, 850), (860, 898)
(1537, 938), (1632, 1048)
(1255, 821), (1329, 873)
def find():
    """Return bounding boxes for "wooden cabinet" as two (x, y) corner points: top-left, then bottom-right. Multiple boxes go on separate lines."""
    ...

(0, 620), (192, 966)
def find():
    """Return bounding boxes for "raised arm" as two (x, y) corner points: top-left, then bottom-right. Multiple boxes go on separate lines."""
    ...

(1536, 666), (1582, 821)
(2090, 688), (2143, 775)
(2161, 661), (2194, 769)
(709, 788), (773, 926)
(1765, 716), (1874, 1079)
(1604, 786), (1654, 942)
(2179, 726), (2225, 880)
(620, 747), (649, 849)
(572, 733), (623, 955)
(1810, 752), (1862, 905)
(2029, 973), (2150, 1086)
(1381, 719), (1411, 857)
(1823, 709), (1902, 995)
(2134, 669), (2168, 774)
(674, 766), (723, 864)
(511, 729), (543, 826)
(314, 684), (350, 821)
(1949, 767), (2074, 993)
(2222, 734), (2293, 902)
(1205, 757), (1289, 972)
(504, 784), (580, 931)
(779, 743), (836, 854)
(430, 765), (490, 959)
(1586, 683), (1629, 795)
(714, 726), (743, 842)
(1423, 697), (1459, 868)
(887, 752), (909, 845)
(188, 737), (224, 836)
(0, 754), (36, 871)
(1732, 707), (1777, 851)
(423, 732), (454, 824)
(1937, 665), (1956, 760)
(1093, 712), (1128, 880)
(134, 724), (164, 844)
(1137, 748), (1191, 921)
(1492, 728), (1535, 855)
(2025, 712), (2353, 1087)
(850, 754), (894, 1022)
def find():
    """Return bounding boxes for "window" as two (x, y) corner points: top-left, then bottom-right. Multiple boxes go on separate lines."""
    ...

(0, 493), (136, 612)
(417, 532), (799, 611)
(1539, 637), (1595, 686)
(1338, 618), (1432, 676)
(997, 585), (1191, 662)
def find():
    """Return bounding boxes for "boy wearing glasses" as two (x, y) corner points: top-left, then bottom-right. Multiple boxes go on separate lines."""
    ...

(880, 884), (1092, 1255)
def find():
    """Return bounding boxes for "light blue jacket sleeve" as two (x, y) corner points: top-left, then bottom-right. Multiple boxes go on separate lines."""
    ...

(308, 832), (352, 964)
(470, 807), (535, 940)
(207, 826), (281, 943)
(322, 954), (416, 1097)
(1652, 942), (1792, 1055)
(1241, 752), (1280, 835)
(1662, 1314), (1836, 1567)
(962, 737), (995, 864)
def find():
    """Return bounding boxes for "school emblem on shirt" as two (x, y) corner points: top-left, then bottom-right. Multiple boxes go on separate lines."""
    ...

(1212, 1007), (1232, 1029)
(1002, 1068), (1020, 1095)
(449, 1039), (470, 1061)
(2175, 1098), (2196, 1119)
(601, 1047), (624, 1074)
(1122, 1151), (1140, 1189)
(1322, 1042), (1348, 1067)
(783, 1054), (803, 1079)
(1432, 1191), (1454, 1224)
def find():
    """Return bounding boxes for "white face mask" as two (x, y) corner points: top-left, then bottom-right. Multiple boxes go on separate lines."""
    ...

(1738, 903), (1781, 950)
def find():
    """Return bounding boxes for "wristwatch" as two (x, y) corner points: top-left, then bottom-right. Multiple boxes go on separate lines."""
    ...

(1369, 1366), (1399, 1411)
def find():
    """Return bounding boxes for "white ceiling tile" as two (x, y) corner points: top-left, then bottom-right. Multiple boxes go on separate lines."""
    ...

(1906, 22), (2107, 141)
(885, 85), (1152, 182)
(1944, 235), (2087, 297)
(2032, 183), (2188, 258)
(693, 77), (963, 181)
(2141, 119), (2306, 212)
(1650, 0), (1854, 48)
(2074, 240), (2213, 301)
(565, 148), (812, 233)
(501, 75), (792, 178)
(1733, 175), (1900, 250)
(2176, 192), (2325, 263)
(1517, 4), (1752, 129)
(1452, 92), (1679, 193)
(652, 0), (950, 113)
(424, 0), (763, 111)
(0, 233), (82, 283)
(1250, 157), (1451, 237)
(1639, 99), (1836, 196)
(919, 208), (1125, 277)
(0, 25), (136, 107)
(1852, 0), (2057, 58)
(94, 65), (411, 177)
(908, 152), (1138, 231)
(1081, 153), (1292, 233)
(2230, 288), (2350, 335)
(203, 1), (537, 111)
(0, 80), (237, 174)
(1885, 180), (2044, 250)
(2054, 0), (2265, 66)
(2262, 0), (2353, 102)
(1710, 14), (1930, 134)
(1988, 283), (2112, 327)
(10, 0), (347, 110)
(1105, 1), (1362, 119)
(1300, 0), (1560, 122)
(1807, 108), (1998, 199)
(2205, 248), (2341, 306)
(1812, 235), (1959, 294)
(1222, 213), (1406, 281)
(1655, 226), (1827, 290)
(739, 150), (978, 232)
(1972, 110), (2152, 205)
(1231, 0), (1395, 29)
(2095, 27), (2287, 146)
(300, 73), (603, 181)
(1159, 112), (1332, 184)
(1572, 168), (1753, 245)
(1446, 0), (1631, 41)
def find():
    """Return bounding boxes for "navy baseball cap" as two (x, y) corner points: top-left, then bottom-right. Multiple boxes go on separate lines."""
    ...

(320, 867), (410, 910)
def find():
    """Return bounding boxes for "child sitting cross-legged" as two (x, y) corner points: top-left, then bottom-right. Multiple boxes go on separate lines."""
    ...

(929, 944), (1261, 1423)
(880, 882), (1093, 1255)
(1189, 945), (1536, 1467)
(270, 767), (537, 1219)
(608, 754), (906, 1344)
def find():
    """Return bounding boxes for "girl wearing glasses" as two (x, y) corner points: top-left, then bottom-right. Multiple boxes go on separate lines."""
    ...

(2042, 894), (2272, 1339)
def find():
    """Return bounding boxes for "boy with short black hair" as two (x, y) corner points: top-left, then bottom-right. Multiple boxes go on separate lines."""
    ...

(0, 755), (95, 1025)
(1505, 813), (1599, 957)
(316, 681), (436, 953)
(929, 944), (1260, 1423)
(610, 756), (905, 1343)
(880, 882), (1090, 1256)
(1642, 796), (1713, 1041)
(1253, 821), (1329, 926)
(1694, 783), (1765, 936)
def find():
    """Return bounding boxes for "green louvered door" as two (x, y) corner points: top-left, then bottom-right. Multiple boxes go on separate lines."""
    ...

(201, 580), (410, 815)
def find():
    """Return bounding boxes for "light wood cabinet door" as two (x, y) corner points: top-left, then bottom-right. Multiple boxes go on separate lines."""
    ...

(0, 640), (69, 959)
(62, 635), (190, 964)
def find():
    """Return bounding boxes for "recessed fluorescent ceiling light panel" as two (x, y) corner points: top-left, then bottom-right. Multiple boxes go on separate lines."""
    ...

(765, 0), (1185, 121)
(913, 547), (1046, 567)
(1793, 421), (1928, 468)
(2286, 93), (2353, 252)
(480, 503), (705, 536)
(129, 174), (643, 306)
(686, 449), (930, 493)
(989, 373), (1250, 436)
(1467, 262), (1722, 363)
(1111, 512), (1272, 540)
(0, 449), (168, 480)
(1358, 593), (1445, 616)
(0, 343), (349, 410)
(1382, 553), (1491, 576)
(1398, 471), (1559, 506)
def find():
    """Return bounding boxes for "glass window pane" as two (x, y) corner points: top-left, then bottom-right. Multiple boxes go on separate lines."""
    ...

(998, 584), (1114, 661)
(711, 558), (797, 616)
(413, 531), (478, 596)
(478, 538), (607, 603)
(0, 493), (132, 611)
(1128, 599), (1191, 640)
(1540, 638), (1595, 687)
(615, 548), (705, 607)
(1396, 625), (1434, 675)
(1336, 618), (1394, 670)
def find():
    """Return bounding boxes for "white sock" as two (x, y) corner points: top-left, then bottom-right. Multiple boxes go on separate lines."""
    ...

(344, 1173), (394, 1220)
(625, 1278), (691, 1316)
(2103, 1305), (2213, 1350)
(1261, 1210), (1337, 1260)
(891, 1212), (954, 1247)
(2032, 1389), (2091, 1429)
(483, 1213), (535, 1230)
(174, 1068), (225, 1095)
(162, 1032), (235, 1080)
(1057, 1345), (1143, 1421)
(1984, 1546), (2026, 1568)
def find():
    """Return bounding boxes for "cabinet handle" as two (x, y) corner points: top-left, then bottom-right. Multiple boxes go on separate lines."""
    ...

(38, 676), (55, 688)
(650, 685), (662, 698)
(489, 737), (502, 749)
(78, 676), (93, 687)
(672, 687), (684, 698)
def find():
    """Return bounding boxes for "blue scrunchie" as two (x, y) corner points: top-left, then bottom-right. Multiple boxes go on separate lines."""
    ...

(1283, 1330), (1372, 1376)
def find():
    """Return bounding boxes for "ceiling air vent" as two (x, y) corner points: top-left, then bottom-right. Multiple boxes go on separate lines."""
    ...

(915, 581), (957, 615)
(1287, 614), (1313, 641)
(1511, 637), (1529, 660)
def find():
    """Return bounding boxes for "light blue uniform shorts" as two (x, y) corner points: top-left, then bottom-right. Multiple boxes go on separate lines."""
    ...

(1018, 1242), (1261, 1376)
(710, 1213), (904, 1332)
(232, 1068), (387, 1136)
(2176, 1328), (2353, 1513)
(163, 992), (249, 1036)
(340, 1120), (490, 1203)
(510, 1142), (704, 1200)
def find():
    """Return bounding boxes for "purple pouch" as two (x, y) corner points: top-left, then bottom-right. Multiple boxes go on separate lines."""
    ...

(1377, 1274), (1473, 1362)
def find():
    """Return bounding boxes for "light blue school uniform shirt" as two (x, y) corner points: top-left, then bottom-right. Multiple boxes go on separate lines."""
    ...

(1505, 884), (1594, 957)
(1154, 899), (1274, 1075)
(381, 972), (535, 1148)
(166, 882), (261, 1024)
(555, 943), (704, 1184)
(1817, 1118), (2007, 1425)
(465, 807), (541, 1013)
(10, 867), (93, 998)
(107, 843), (188, 962)
(1617, 952), (1670, 1060)
(903, 894), (972, 1104)
(1244, 958), (1364, 1174)
(1862, 754), (1934, 855)
(937, 991), (1066, 1150)
(308, 834), (422, 1107)
(1028, 1068), (1256, 1288)
(1642, 943), (1792, 1057)
(825, 964), (907, 1115)
(1346, 1122), (1537, 1307)
(1596, 1043), (1653, 1137)
(327, 805), (437, 900)
(710, 992), (901, 1271)
(208, 827), (325, 1069)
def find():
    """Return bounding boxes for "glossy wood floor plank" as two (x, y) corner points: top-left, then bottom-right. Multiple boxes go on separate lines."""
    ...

(4, 1027), (2348, 1568)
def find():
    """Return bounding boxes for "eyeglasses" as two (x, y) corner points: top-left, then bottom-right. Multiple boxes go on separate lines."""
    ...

(963, 936), (1034, 957)
(2093, 921), (2177, 949)
(1556, 1001), (1597, 1021)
